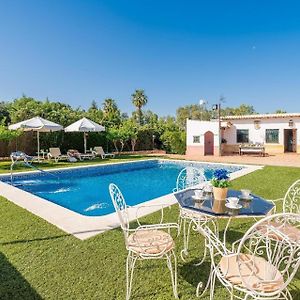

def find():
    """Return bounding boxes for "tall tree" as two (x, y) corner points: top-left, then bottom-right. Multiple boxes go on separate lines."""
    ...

(103, 98), (118, 114)
(102, 98), (121, 126)
(274, 109), (287, 114)
(221, 104), (256, 116)
(0, 125), (21, 141)
(90, 100), (98, 110)
(176, 104), (211, 129)
(143, 110), (159, 127)
(8, 95), (43, 122)
(87, 101), (103, 124)
(121, 119), (139, 151)
(0, 101), (10, 125)
(131, 89), (148, 125)
(106, 126), (121, 152)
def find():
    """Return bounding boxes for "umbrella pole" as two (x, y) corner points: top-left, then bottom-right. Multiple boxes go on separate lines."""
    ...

(37, 131), (40, 162)
(84, 132), (87, 153)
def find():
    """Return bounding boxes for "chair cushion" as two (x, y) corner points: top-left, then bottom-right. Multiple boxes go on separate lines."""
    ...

(257, 221), (300, 243)
(219, 253), (284, 292)
(127, 229), (174, 255)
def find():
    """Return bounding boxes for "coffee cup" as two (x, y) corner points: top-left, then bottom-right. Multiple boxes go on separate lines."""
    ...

(194, 190), (203, 199)
(241, 189), (251, 198)
(204, 182), (213, 193)
(227, 197), (239, 207)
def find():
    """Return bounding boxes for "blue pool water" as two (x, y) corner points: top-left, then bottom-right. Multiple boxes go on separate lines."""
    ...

(1, 160), (243, 216)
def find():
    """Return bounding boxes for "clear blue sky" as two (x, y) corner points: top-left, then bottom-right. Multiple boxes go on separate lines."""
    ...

(1, 0), (300, 115)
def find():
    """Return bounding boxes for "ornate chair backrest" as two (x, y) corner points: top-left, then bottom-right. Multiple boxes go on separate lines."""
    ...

(283, 179), (300, 214)
(109, 183), (130, 238)
(175, 167), (207, 192)
(236, 213), (300, 297)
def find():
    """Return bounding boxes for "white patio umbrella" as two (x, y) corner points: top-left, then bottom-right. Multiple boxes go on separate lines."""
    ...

(64, 117), (105, 153)
(8, 116), (63, 161)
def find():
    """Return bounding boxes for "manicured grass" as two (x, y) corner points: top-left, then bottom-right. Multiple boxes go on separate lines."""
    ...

(0, 155), (162, 174)
(0, 166), (299, 299)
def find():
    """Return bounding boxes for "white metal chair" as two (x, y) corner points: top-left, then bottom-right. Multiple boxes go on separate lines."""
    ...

(174, 167), (207, 193)
(271, 179), (300, 214)
(197, 213), (300, 300)
(109, 183), (179, 300)
(173, 167), (208, 261)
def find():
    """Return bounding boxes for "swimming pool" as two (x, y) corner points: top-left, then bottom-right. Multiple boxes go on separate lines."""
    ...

(0, 160), (243, 217)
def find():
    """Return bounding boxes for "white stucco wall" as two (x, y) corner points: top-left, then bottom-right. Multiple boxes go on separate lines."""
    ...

(186, 119), (220, 146)
(223, 117), (300, 145)
(186, 117), (300, 154)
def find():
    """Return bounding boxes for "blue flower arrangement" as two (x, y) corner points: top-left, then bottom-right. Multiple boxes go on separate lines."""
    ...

(211, 168), (230, 188)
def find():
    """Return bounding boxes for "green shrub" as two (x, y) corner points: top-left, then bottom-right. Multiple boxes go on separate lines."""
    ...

(161, 130), (186, 154)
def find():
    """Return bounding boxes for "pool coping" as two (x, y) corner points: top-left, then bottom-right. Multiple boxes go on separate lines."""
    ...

(0, 159), (263, 240)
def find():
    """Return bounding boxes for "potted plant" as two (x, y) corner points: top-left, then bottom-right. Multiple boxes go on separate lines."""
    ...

(211, 169), (230, 200)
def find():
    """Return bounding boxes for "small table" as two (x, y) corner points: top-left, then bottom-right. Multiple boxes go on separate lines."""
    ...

(175, 189), (274, 244)
(174, 188), (275, 297)
(36, 150), (48, 160)
(176, 189), (274, 217)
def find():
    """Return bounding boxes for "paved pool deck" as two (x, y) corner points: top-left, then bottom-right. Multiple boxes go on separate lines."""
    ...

(158, 153), (300, 168)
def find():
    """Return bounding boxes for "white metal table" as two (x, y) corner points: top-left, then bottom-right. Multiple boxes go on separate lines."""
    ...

(174, 188), (275, 297)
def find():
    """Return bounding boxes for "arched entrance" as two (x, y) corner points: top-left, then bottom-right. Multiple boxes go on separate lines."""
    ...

(204, 131), (214, 155)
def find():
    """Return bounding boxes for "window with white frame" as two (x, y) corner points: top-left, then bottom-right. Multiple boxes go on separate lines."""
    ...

(193, 136), (200, 143)
(265, 129), (279, 143)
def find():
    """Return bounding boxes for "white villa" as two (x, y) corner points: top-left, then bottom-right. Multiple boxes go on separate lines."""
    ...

(186, 113), (300, 156)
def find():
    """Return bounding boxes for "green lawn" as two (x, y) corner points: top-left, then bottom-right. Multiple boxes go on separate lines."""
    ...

(0, 165), (300, 299)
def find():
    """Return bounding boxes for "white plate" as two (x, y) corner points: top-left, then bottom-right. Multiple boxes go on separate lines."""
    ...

(225, 203), (242, 210)
(238, 195), (254, 200)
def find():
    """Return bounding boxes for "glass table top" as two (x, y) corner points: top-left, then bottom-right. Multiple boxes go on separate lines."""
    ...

(174, 189), (274, 217)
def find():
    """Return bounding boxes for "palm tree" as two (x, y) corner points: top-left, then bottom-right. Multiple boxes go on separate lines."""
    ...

(102, 98), (121, 126)
(102, 98), (118, 114)
(131, 89), (148, 125)
(90, 100), (98, 110)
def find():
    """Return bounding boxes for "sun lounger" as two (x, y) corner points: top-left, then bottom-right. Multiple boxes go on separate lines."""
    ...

(67, 149), (95, 161)
(92, 146), (115, 159)
(10, 151), (38, 164)
(48, 148), (70, 163)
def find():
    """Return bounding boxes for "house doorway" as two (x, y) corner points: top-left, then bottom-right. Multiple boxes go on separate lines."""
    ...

(284, 129), (297, 152)
(204, 131), (214, 155)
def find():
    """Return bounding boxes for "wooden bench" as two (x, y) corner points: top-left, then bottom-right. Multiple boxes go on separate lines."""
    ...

(239, 145), (265, 156)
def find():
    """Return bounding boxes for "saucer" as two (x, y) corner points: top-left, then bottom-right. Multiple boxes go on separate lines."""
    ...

(225, 203), (242, 210)
(192, 195), (205, 201)
(238, 195), (254, 201)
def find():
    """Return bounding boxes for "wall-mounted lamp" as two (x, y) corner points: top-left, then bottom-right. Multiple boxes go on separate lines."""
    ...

(254, 120), (261, 130)
(289, 119), (294, 128)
